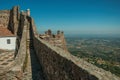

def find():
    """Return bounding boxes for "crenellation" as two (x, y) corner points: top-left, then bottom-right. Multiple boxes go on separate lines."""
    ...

(26, 9), (30, 16)
(20, 9), (30, 17)
(39, 29), (68, 51)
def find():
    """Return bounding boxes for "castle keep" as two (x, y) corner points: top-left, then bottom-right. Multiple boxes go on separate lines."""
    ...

(0, 6), (120, 80)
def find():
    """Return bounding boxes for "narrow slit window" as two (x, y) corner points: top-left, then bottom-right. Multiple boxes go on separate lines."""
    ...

(7, 39), (11, 44)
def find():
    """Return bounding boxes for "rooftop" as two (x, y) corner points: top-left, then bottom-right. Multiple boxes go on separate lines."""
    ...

(0, 27), (15, 37)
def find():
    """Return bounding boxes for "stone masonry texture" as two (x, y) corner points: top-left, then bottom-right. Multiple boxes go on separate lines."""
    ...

(0, 6), (120, 80)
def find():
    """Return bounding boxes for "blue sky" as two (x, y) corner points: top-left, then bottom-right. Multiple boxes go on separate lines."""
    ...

(0, 0), (120, 35)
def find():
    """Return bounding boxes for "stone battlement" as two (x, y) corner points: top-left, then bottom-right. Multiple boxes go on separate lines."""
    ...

(30, 16), (120, 80)
(39, 29), (67, 51)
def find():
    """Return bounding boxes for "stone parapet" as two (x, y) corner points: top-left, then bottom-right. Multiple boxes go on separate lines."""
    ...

(30, 17), (120, 80)
(33, 35), (120, 80)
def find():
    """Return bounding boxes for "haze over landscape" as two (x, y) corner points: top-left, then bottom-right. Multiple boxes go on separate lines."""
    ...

(0, 0), (120, 37)
(0, 0), (120, 79)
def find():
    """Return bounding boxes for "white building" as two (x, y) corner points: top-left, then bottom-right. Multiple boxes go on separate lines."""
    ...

(0, 27), (16, 50)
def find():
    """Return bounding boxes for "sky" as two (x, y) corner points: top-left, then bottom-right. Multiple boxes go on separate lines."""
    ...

(0, 0), (120, 36)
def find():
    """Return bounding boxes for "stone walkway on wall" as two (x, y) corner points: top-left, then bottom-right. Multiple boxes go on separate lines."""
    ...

(22, 45), (46, 80)
(0, 51), (15, 74)
(23, 19), (46, 80)
(29, 33), (46, 80)
(23, 28), (46, 80)
(29, 48), (46, 80)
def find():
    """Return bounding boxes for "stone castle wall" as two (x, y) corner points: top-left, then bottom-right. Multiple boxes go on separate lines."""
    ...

(30, 17), (120, 80)
(0, 10), (10, 28)
(33, 37), (98, 80)
(0, 6), (20, 35)
(30, 17), (98, 80)
(39, 30), (68, 51)
(8, 6), (20, 35)
(2, 19), (28, 80)
(0, 6), (29, 79)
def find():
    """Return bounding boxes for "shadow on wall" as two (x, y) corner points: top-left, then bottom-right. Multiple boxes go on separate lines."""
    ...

(29, 46), (46, 80)
(29, 24), (47, 80)
(33, 37), (99, 80)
